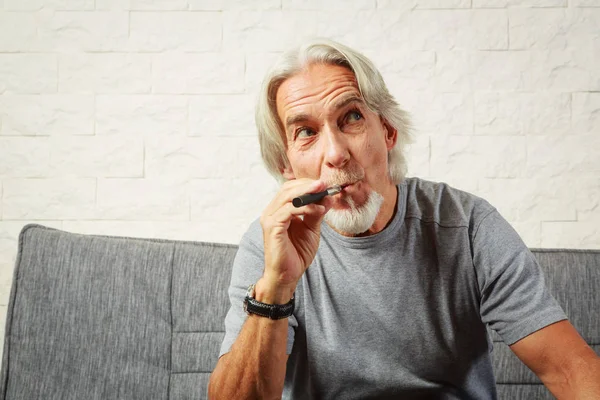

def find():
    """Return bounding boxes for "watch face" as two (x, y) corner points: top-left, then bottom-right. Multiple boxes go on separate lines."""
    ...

(246, 284), (255, 298)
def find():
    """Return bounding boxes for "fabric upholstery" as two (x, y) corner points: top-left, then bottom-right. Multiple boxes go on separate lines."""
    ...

(0, 224), (598, 399)
(0, 224), (236, 400)
(489, 248), (600, 399)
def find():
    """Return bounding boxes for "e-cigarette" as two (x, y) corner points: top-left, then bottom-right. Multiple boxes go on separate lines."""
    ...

(292, 185), (342, 208)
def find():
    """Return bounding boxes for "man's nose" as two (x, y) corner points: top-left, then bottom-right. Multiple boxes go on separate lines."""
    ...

(323, 125), (350, 169)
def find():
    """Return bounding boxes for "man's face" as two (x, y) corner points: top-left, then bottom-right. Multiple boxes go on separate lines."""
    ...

(275, 63), (397, 211)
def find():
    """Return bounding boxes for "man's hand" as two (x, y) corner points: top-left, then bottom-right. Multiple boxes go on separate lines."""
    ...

(510, 320), (600, 399)
(258, 179), (333, 303)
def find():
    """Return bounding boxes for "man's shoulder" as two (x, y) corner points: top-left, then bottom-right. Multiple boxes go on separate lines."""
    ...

(240, 217), (264, 248)
(402, 177), (495, 230)
(232, 218), (265, 267)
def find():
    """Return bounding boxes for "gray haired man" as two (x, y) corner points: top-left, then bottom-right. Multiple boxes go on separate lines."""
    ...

(209, 39), (600, 399)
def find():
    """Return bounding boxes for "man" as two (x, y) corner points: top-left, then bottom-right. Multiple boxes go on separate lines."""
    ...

(208, 39), (600, 399)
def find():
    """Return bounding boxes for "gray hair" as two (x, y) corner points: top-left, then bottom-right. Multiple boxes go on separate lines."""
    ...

(255, 38), (413, 184)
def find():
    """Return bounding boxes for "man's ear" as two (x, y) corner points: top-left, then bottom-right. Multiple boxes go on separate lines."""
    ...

(281, 165), (295, 180)
(382, 118), (398, 150)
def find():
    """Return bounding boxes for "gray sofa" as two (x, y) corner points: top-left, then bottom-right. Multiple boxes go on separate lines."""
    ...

(0, 224), (598, 399)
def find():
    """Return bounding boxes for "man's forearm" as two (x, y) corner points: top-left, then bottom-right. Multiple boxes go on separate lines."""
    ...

(208, 281), (292, 400)
(545, 351), (600, 399)
(566, 354), (600, 399)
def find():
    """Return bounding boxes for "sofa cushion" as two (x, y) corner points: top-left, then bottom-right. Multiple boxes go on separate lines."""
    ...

(0, 224), (237, 400)
(169, 239), (236, 400)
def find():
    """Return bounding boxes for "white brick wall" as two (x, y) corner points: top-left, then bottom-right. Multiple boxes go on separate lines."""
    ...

(0, 0), (599, 348)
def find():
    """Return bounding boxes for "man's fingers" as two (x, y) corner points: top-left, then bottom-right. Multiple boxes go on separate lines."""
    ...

(303, 196), (332, 230)
(268, 202), (327, 229)
(264, 179), (326, 216)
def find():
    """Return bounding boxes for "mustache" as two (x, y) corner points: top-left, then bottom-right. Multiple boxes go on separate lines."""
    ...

(323, 166), (365, 187)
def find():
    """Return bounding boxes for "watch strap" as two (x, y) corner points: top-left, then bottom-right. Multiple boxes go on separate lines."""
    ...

(244, 284), (295, 320)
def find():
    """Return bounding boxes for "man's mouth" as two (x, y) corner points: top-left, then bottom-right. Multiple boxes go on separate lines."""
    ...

(339, 182), (356, 192)
(325, 180), (359, 194)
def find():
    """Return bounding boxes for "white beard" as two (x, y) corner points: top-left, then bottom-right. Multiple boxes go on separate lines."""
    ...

(324, 190), (384, 235)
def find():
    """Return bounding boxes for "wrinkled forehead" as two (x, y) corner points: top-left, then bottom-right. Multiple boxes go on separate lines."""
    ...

(275, 63), (362, 125)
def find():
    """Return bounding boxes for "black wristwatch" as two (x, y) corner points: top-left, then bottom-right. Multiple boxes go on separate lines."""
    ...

(243, 284), (295, 320)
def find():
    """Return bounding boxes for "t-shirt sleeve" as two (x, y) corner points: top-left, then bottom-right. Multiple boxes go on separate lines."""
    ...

(472, 208), (567, 346)
(218, 220), (298, 358)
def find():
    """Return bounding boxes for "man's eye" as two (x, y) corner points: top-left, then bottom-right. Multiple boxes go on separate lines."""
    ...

(296, 128), (316, 139)
(345, 110), (363, 123)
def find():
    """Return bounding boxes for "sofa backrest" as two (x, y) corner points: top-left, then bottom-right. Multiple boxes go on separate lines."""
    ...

(491, 249), (600, 399)
(1, 224), (236, 400)
(1, 224), (598, 399)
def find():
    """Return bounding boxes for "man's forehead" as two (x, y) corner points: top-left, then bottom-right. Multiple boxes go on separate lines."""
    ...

(275, 64), (363, 123)
(282, 63), (356, 86)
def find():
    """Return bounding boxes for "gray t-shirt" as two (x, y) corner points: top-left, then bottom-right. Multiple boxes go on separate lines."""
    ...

(219, 177), (567, 399)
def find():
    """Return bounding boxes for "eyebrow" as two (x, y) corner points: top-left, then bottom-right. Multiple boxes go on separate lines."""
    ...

(284, 94), (365, 129)
(331, 94), (364, 112)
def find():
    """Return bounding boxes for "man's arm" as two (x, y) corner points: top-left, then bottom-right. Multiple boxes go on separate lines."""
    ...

(209, 179), (333, 399)
(208, 279), (291, 400)
(510, 320), (600, 399)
